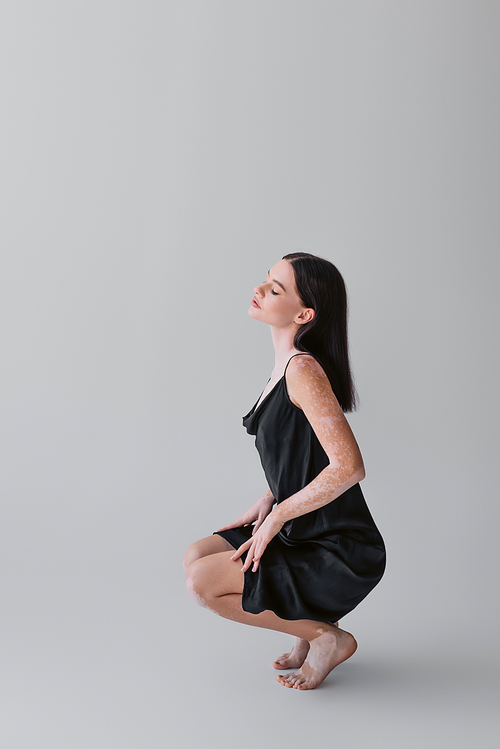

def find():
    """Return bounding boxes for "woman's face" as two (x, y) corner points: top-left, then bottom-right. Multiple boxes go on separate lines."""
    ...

(249, 259), (314, 329)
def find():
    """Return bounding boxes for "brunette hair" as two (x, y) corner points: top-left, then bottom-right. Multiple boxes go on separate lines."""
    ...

(283, 252), (358, 412)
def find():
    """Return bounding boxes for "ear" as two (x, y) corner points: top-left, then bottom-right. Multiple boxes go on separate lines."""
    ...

(295, 308), (315, 325)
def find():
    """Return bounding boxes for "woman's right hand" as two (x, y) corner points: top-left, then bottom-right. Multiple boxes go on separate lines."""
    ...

(216, 490), (275, 535)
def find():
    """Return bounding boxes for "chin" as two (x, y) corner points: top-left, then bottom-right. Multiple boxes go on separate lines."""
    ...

(249, 309), (268, 325)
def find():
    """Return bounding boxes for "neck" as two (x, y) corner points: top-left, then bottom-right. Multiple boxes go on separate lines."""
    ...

(269, 325), (302, 373)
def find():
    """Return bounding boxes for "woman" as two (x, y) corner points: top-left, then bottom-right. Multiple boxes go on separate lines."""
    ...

(183, 252), (386, 690)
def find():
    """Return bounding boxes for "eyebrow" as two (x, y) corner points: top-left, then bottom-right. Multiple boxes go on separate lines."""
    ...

(267, 270), (286, 292)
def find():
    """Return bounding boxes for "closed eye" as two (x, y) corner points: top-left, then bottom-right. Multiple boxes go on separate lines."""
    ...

(262, 273), (280, 295)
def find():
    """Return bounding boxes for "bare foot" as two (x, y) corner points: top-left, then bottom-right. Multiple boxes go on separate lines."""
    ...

(272, 623), (339, 670)
(276, 627), (357, 690)
(272, 637), (310, 669)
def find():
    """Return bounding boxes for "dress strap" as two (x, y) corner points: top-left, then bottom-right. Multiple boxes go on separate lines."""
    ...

(283, 352), (314, 376)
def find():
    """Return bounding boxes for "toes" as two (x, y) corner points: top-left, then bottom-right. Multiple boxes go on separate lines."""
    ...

(272, 654), (288, 669)
(295, 676), (308, 689)
(277, 668), (310, 689)
(300, 678), (318, 690)
(273, 651), (298, 669)
(279, 673), (294, 684)
(273, 653), (287, 664)
(277, 674), (293, 688)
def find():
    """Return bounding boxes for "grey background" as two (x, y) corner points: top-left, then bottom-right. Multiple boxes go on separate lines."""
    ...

(1, 1), (499, 747)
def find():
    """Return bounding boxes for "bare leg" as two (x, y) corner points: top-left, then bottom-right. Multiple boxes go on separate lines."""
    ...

(186, 537), (312, 667)
(185, 551), (357, 690)
(183, 534), (234, 571)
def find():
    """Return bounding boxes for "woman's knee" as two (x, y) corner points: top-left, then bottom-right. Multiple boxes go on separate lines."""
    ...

(183, 539), (210, 572)
(183, 535), (233, 572)
(185, 557), (212, 607)
(183, 541), (201, 572)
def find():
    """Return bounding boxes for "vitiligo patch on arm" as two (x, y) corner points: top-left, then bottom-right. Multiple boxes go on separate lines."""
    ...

(273, 355), (365, 525)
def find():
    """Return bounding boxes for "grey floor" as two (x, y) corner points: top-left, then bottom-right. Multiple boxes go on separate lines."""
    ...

(2, 406), (499, 749)
(2, 549), (498, 749)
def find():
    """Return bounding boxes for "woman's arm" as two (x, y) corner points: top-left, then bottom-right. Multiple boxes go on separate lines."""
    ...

(271, 354), (365, 525)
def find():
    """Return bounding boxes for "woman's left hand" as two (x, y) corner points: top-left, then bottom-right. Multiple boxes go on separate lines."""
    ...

(230, 513), (284, 573)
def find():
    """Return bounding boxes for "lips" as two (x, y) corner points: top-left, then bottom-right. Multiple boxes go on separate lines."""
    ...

(252, 297), (261, 308)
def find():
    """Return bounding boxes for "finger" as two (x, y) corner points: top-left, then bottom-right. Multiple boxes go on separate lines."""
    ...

(230, 539), (252, 562)
(252, 519), (263, 535)
(240, 542), (257, 573)
(251, 542), (265, 572)
(240, 545), (254, 573)
(250, 543), (265, 572)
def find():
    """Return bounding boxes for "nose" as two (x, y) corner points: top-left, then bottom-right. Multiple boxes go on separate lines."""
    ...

(254, 281), (265, 296)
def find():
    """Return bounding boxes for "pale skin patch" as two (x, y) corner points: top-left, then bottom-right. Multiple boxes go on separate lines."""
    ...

(185, 574), (221, 616)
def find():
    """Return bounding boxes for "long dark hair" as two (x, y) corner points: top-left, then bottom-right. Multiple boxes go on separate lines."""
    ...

(283, 252), (358, 412)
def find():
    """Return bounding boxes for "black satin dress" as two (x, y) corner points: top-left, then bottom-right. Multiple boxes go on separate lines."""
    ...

(214, 353), (386, 624)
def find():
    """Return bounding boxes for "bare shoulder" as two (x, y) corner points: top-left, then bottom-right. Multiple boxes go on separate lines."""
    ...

(285, 354), (363, 469)
(285, 354), (339, 410)
(286, 353), (329, 384)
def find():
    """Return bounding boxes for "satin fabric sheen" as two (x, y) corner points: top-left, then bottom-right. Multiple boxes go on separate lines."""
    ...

(214, 353), (386, 624)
